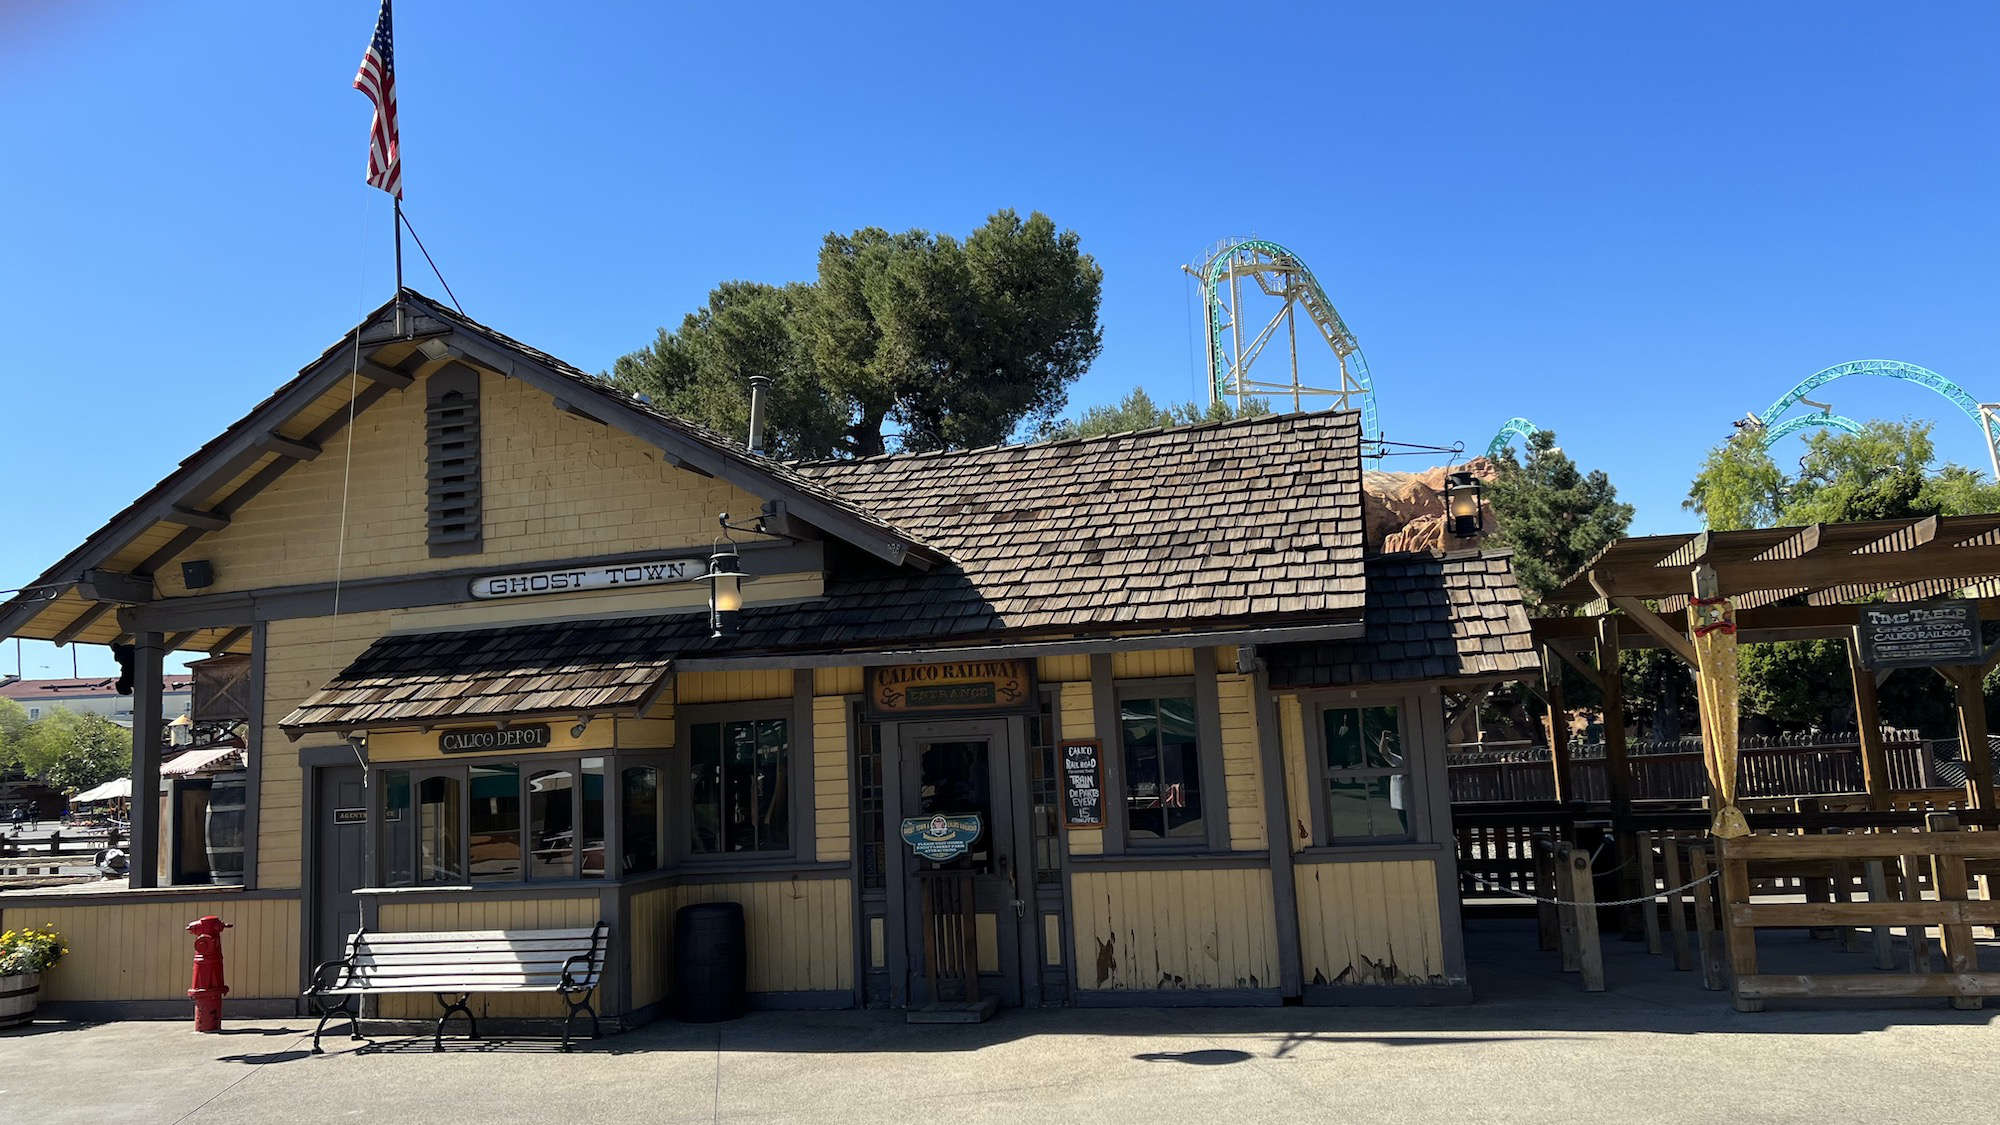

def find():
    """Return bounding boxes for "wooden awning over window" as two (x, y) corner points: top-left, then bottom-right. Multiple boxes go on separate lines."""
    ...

(278, 616), (700, 736)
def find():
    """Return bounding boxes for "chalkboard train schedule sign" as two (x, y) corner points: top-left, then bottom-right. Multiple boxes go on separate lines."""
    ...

(1856, 599), (1983, 671)
(1061, 739), (1103, 828)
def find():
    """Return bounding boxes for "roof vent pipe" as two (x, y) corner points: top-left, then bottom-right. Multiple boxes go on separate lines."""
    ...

(746, 374), (773, 457)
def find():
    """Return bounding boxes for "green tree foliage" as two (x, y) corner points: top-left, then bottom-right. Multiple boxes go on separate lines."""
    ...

(1685, 419), (2000, 735)
(1041, 387), (1272, 441)
(13, 709), (131, 793)
(0, 698), (30, 770)
(1684, 431), (1787, 530)
(611, 210), (1103, 460)
(1687, 419), (2000, 529)
(1485, 429), (1635, 608)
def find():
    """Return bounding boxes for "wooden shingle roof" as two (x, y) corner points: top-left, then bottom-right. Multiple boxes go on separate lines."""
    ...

(794, 408), (1369, 629)
(1264, 551), (1537, 688)
(284, 409), (1377, 732)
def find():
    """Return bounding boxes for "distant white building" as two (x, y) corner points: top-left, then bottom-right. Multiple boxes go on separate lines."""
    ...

(0, 675), (193, 727)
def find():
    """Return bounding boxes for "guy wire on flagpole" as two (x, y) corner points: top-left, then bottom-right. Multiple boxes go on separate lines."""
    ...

(398, 206), (466, 316)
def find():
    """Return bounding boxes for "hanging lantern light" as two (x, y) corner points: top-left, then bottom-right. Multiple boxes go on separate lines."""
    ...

(168, 712), (195, 749)
(1444, 469), (1485, 538)
(698, 544), (747, 639)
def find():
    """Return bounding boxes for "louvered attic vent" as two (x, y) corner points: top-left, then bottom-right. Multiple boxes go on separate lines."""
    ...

(425, 366), (482, 556)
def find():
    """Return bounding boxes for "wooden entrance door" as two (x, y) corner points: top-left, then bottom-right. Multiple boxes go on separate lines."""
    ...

(898, 719), (1026, 1007)
(311, 765), (368, 971)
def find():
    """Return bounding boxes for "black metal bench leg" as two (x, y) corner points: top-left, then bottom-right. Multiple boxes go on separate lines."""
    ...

(310, 994), (360, 1055)
(433, 992), (476, 1052)
(561, 990), (598, 1052)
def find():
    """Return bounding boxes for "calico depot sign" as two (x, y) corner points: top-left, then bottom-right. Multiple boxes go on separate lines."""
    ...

(867, 659), (1036, 717)
(471, 557), (696, 600)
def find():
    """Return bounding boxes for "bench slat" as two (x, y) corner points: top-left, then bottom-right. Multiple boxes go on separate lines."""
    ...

(356, 932), (596, 948)
(350, 953), (591, 969)
(323, 981), (587, 994)
(361, 928), (599, 944)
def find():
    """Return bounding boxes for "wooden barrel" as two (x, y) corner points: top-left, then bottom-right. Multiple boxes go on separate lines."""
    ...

(0, 973), (39, 1028)
(205, 772), (247, 886)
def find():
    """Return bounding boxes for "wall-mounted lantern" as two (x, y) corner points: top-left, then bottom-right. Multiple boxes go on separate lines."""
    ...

(1444, 470), (1485, 538)
(696, 545), (746, 639)
(168, 712), (194, 749)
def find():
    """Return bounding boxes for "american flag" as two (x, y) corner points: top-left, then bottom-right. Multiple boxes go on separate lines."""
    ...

(353, 0), (402, 198)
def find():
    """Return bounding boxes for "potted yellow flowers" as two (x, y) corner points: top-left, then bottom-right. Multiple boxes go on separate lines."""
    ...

(0, 924), (67, 1027)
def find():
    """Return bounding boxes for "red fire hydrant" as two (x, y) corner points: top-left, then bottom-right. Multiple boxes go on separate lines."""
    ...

(187, 915), (231, 1032)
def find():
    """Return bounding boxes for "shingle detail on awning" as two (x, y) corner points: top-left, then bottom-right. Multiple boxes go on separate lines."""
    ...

(1263, 550), (1537, 688)
(280, 616), (696, 733)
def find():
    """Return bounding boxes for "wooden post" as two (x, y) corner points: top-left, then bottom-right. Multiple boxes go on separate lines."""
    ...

(1595, 617), (1634, 810)
(1663, 836), (1693, 971)
(127, 631), (165, 890)
(1554, 844), (1581, 972)
(1717, 842), (1762, 1010)
(1896, 847), (1935, 972)
(1950, 668), (1995, 811)
(1596, 617), (1648, 938)
(1542, 644), (1572, 803)
(1863, 860), (1897, 970)
(1639, 832), (1663, 955)
(1925, 813), (1982, 1010)
(1847, 636), (1891, 808)
(1570, 848), (1605, 992)
(1535, 839), (1559, 952)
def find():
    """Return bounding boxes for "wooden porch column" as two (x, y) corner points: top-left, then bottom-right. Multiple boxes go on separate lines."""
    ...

(1594, 617), (1633, 809)
(1541, 643), (1571, 803)
(128, 630), (165, 889)
(1846, 636), (1890, 810)
(1949, 668), (1995, 811)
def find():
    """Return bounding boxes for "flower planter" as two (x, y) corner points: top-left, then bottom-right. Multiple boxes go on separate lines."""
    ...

(0, 972), (39, 1028)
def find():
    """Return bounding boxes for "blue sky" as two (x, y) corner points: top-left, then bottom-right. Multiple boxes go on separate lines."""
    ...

(3, 1), (1995, 677)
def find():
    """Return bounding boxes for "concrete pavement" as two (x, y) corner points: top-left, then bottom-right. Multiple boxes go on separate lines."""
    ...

(3, 924), (1995, 1124)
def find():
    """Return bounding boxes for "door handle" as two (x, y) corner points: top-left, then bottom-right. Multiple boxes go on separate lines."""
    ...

(1000, 855), (1024, 918)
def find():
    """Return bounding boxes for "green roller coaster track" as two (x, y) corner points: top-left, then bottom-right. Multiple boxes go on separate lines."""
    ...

(1198, 239), (1381, 445)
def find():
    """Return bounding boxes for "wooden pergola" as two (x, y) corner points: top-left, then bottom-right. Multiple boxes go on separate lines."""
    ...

(1531, 513), (2000, 812)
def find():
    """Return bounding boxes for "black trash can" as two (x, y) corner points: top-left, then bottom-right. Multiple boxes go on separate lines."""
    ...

(673, 902), (747, 1022)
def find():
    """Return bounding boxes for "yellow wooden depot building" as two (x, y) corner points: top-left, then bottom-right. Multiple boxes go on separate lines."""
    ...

(0, 292), (1536, 1021)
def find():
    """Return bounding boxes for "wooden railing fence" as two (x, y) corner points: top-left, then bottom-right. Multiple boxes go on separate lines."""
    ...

(1449, 732), (1936, 804)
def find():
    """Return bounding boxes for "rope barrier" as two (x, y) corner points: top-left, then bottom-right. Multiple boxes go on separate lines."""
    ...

(1464, 870), (1718, 909)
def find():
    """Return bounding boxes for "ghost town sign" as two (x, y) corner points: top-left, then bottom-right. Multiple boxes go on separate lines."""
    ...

(470, 558), (696, 600)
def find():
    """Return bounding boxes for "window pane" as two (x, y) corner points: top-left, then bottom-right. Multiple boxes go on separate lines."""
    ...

(417, 775), (461, 883)
(856, 715), (885, 890)
(1158, 696), (1203, 838)
(722, 721), (756, 852)
(527, 768), (575, 879)
(580, 757), (606, 878)
(621, 766), (660, 874)
(1027, 702), (1061, 885)
(382, 770), (413, 886)
(468, 764), (521, 882)
(1327, 776), (1408, 839)
(1324, 708), (1364, 770)
(689, 722), (722, 854)
(1122, 698), (1165, 840)
(1361, 706), (1403, 769)
(751, 719), (789, 852)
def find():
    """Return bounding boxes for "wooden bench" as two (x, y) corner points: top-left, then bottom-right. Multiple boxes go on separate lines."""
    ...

(305, 923), (607, 1053)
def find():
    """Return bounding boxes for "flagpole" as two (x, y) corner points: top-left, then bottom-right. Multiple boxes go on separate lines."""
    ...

(393, 198), (406, 335)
